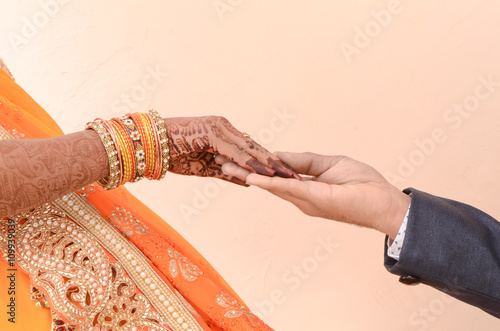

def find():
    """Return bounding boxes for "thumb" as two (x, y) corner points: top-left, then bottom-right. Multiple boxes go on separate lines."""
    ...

(275, 152), (344, 176)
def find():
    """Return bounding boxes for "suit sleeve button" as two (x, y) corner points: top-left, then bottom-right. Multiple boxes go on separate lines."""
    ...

(399, 275), (420, 285)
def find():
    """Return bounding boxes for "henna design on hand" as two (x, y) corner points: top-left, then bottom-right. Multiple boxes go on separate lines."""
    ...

(192, 136), (210, 150)
(163, 116), (300, 181)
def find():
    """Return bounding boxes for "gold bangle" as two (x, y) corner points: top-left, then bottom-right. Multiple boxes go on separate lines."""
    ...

(147, 113), (163, 180)
(98, 119), (123, 186)
(85, 120), (121, 190)
(148, 109), (170, 180)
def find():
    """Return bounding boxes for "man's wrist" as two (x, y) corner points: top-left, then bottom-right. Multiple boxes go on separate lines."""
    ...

(385, 188), (411, 239)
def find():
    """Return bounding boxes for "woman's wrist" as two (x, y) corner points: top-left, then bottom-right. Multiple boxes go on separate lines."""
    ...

(85, 110), (170, 190)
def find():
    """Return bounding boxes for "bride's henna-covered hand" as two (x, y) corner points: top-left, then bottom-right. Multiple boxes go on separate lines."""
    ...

(162, 116), (300, 185)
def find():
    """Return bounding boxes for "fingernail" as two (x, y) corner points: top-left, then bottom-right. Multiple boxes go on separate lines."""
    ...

(246, 159), (276, 176)
(272, 165), (294, 178)
(274, 160), (300, 179)
(264, 167), (276, 176)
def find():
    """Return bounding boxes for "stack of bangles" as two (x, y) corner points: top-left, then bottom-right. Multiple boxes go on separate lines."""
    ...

(85, 109), (170, 190)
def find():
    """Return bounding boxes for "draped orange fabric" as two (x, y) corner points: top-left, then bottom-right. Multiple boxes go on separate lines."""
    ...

(0, 66), (272, 330)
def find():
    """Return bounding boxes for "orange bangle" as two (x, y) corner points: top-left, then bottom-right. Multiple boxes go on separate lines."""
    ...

(110, 119), (135, 184)
(139, 113), (156, 179)
(109, 120), (129, 184)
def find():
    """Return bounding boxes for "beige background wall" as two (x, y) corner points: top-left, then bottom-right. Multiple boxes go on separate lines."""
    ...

(2, 0), (500, 330)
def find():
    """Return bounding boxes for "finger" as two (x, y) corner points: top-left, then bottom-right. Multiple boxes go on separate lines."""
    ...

(237, 137), (300, 179)
(274, 152), (346, 176)
(245, 173), (316, 213)
(219, 174), (250, 187)
(221, 161), (252, 182)
(214, 154), (231, 165)
(207, 156), (250, 186)
(217, 118), (298, 179)
(209, 163), (249, 187)
(247, 173), (347, 220)
(217, 142), (277, 176)
(246, 173), (311, 200)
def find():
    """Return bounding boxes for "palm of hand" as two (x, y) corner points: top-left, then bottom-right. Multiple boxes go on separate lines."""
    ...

(297, 157), (401, 231)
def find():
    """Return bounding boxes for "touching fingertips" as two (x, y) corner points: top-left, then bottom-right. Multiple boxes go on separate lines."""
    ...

(271, 164), (294, 178)
(246, 159), (276, 176)
(265, 167), (276, 176)
(276, 160), (302, 180)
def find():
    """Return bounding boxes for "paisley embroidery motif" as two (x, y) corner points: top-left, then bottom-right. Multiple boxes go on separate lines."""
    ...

(216, 291), (254, 319)
(168, 247), (203, 282)
(75, 184), (97, 199)
(0, 204), (170, 330)
(108, 206), (150, 238)
(106, 205), (203, 282)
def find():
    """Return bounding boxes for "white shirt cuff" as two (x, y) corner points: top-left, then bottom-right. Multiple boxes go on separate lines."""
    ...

(387, 202), (411, 261)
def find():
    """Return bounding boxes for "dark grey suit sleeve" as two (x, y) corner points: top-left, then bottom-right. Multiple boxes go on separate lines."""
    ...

(384, 188), (500, 318)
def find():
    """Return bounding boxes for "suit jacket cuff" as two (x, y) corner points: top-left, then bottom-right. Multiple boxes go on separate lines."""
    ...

(384, 188), (500, 318)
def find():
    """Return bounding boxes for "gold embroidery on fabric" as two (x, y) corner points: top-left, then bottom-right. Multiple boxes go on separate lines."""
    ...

(0, 204), (170, 330)
(167, 248), (203, 282)
(216, 291), (255, 319)
(107, 206), (150, 238)
(4, 128), (25, 139)
(76, 184), (96, 199)
(0, 122), (16, 140)
(55, 193), (203, 330)
(30, 286), (50, 309)
(106, 205), (203, 282)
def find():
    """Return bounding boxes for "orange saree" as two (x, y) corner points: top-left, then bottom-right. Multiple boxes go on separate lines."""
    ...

(0, 63), (272, 331)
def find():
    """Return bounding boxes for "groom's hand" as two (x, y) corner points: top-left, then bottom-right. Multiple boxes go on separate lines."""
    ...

(217, 151), (410, 238)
